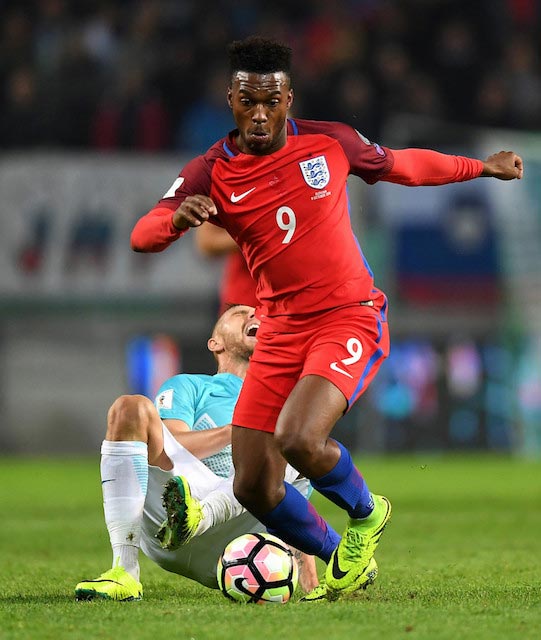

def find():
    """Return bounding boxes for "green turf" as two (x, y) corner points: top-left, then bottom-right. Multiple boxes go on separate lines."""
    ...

(0, 454), (540, 640)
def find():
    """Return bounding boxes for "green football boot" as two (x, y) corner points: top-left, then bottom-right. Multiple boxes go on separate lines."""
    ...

(326, 495), (391, 597)
(75, 566), (142, 601)
(300, 556), (378, 602)
(299, 582), (328, 602)
(156, 475), (203, 550)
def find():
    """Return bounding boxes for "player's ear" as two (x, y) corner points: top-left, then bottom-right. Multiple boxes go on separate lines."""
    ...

(208, 336), (225, 355)
(287, 88), (294, 110)
(227, 88), (233, 108)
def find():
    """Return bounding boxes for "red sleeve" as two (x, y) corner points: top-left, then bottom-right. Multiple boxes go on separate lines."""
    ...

(154, 154), (213, 210)
(130, 206), (187, 252)
(130, 144), (223, 253)
(382, 148), (484, 186)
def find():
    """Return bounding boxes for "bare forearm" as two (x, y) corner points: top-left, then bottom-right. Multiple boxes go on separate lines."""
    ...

(196, 224), (239, 257)
(176, 425), (232, 459)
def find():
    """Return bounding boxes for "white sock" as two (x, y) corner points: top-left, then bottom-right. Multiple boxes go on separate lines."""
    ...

(196, 477), (245, 536)
(100, 440), (148, 581)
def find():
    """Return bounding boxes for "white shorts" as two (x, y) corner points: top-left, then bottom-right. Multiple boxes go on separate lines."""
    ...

(140, 424), (310, 589)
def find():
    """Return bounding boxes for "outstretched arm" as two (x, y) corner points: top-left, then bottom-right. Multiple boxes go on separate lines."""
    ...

(382, 148), (523, 186)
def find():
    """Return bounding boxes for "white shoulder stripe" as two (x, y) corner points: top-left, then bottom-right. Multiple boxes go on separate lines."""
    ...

(163, 177), (185, 198)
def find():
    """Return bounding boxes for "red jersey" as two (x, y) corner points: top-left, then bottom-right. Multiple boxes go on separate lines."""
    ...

(153, 118), (392, 316)
(133, 118), (483, 316)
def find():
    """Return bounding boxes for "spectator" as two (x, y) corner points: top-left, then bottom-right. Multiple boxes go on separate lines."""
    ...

(91, 67), (170, 151)
(175, 66), (234, 154)
(433, 18), (480, 122)
(502, 35), (541, 130)
(1, 0), (541, 150)
(34, 0), (71, 75)
(0, 66), (49, 148)
(0, 9), (34, 106)
(474, 72), (513, 130)
(48, 32), (104, 147)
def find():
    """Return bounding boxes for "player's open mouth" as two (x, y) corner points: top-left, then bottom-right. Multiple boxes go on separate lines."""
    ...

(245, 322), (259, 338)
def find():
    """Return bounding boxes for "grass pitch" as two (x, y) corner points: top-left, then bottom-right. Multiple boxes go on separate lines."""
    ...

(0, 454), (539, 640)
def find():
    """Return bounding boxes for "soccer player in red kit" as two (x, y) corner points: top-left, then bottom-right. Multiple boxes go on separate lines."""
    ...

(131, 37), (523, 600)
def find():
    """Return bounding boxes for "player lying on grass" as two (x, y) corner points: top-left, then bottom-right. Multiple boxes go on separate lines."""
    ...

(75, 304), (318, 601)
(130, 36), (523, 601)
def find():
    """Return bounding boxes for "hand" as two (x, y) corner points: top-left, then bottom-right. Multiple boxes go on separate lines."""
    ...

(172, 195), (218, 231)
(482, 151), (523, 180)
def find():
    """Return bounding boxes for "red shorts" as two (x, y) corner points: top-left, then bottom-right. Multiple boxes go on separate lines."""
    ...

(233, 303), (390, 432)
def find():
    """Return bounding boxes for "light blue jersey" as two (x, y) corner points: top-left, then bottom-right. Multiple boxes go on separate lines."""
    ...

(154, 372), (242, 478)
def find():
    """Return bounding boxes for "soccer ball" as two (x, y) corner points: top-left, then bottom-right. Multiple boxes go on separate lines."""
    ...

(217, 532), (298, 604)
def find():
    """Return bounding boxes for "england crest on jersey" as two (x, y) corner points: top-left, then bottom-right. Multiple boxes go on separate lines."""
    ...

(299, 155), (330, 189)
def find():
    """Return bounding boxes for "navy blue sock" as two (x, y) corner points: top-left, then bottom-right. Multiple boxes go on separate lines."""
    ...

(311, 440), (374, 519)
(259, 482), (341, 563)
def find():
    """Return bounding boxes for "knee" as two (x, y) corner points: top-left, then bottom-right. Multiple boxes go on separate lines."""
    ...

(106, 394), (155, 440)
(233, 473), (283, 517)
(274, 427), (324, 473)
(232, 475), (254, 511)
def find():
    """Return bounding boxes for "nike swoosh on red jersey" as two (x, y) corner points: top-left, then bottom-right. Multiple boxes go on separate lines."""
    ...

(230, 187), (256, 203)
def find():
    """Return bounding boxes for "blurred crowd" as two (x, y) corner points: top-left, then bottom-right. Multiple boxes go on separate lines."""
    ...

(1, 0), (541, 152)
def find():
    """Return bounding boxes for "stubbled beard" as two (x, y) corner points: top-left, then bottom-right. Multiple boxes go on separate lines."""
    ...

(229, 343), (253, 362)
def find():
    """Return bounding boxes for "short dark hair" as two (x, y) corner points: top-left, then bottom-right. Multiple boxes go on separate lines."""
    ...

(228, 36), (292, 78)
